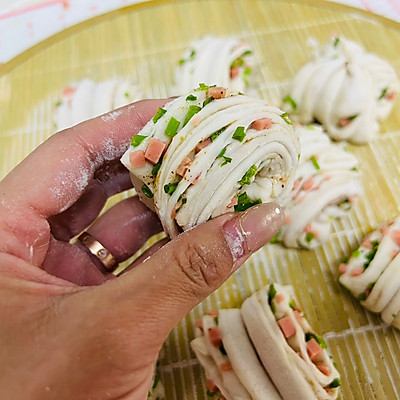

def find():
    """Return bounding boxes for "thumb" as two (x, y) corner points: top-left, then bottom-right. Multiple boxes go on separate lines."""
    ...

(98, 202), (283, 341)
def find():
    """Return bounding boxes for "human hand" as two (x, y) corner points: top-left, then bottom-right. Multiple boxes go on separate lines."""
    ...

(0, 100), (284, 400)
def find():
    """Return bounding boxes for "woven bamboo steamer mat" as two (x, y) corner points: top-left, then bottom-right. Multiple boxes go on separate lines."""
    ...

(1, 0), (400, 398)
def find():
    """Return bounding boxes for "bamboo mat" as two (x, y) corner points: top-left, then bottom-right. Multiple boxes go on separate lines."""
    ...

(1, 0), (400, 399)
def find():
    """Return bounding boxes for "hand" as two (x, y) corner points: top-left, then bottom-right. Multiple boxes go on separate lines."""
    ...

(0, 100), (284, 399)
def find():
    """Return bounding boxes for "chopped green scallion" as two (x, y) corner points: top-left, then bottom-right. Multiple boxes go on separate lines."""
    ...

(329, 378), (341, 388)
(203, 96), (214, 107)
(210, 127), (226, 141)
(183, 105), (201, 126)
(152, 107), (167, 123)
(379, 87), (388, 100)
(234, 192), (262, 212)
(164, 182), (179, 195)
(270, 232), (281, 244)
(238, 164), (258, 186)
(310, 155), (320, 170)
(243, 67), (251, 85)
(352, 249), (361, 258)
(333, 37), (340, 47)
(131, 134), (147, 147)
(141, 184), (153, 198)
(124, 92), (130, 98)
(195, 83), (216, 91)
(283, 95), (297, 110)
(152, 161), (162, 176)
(186, 94), (197, 101)
(232, 126), (246, 142)
(281, 112), (293, 125)
(305, 232), (314, 243)
(364, 240), (379, 269)
(219, 344), (227, 355)
(357, 292), (367, 301)
(268, 284), (277, 306)
(289, 299), (296, 310)
(152, 374), (160, 389)
(165, 117), (180, 137)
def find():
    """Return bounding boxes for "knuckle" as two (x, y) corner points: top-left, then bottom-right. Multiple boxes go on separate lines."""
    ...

(172, 239), (226, 295)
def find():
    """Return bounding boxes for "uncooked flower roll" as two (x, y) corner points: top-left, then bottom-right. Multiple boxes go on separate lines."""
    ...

(282, 36), (400, 143)
(121, 85), (299, 237)
(191, 309), (281, 399)
(54, 78), (144, 131)
(242, 284), (341, 400)
(272, 124), (362, 249)
(173, 36), (256, 95)
(339, 218), (400, 329)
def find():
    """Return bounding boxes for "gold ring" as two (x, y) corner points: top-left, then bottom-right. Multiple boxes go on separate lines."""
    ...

(77, 232), (118, 271)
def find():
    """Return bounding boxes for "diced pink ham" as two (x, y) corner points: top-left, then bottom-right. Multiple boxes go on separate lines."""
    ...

(315, 362), (330, 376)
(362, 237), (372, 249)
(251, 118), (272, 130)
(304, 224), (312, 233)
(303, 177), (315, 191)
(228, 197), (238, 208)
(129, 150), (146, 168)
(275, 294), (285, 303)
(293, 310), (302, 324)
(380, 224), (389, 234)
(278, 316), (296, 338)
(191, 173), (202, 185)
(171, 200), (183, 219)
(177, 156), (192, 177)
(391, 230), (400, 246)
(350, 267), (364, 277)
(63, 86), (76, 97)
(219, 362), (233, 372)
(144, 138), (166, 164)
(307, 338), (323, 361)
(195, 138), (212, 153)
(338, 117), (351, 127)
(195, 319), (203, 331)
(338, 263), (347, 274)
(206, 379), (219, 393)
(206, 86), (226, 99)
(386, 92), (396, 101)
(208, 327), (223, 347)
(206, 310), (219, 318)
(284, 216), (292, 224)
(293, 180), (301, 190)
(230, 66), (240, 79)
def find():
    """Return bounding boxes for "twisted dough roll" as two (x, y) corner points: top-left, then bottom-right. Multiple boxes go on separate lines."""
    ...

(339, 218), (400, 330)
(275, 124), (362, 249)
(54, 78), (144, 131)
(173, 36), (256, 95)
(121, 86), (299, 237)
(242, 284), (341, 400)
(282, 37), (399, 143)
(191, 309), (281, 400)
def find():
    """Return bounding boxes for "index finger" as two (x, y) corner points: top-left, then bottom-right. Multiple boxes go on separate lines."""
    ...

(0, 99), (168, 218)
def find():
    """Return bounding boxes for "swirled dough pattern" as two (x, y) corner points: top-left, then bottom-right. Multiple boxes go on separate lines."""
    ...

(173, 36), (256, 95)
(339, 217), (400, 330)
(274, 124), (362, 249)
(121, 86), (299, 237)
(54, 78), (144, 131)
(282, 37), (400, 143)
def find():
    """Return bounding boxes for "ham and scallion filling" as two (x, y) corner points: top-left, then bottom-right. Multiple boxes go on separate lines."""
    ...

(268, 284), (341, 394)
(121, 84), (299, 237)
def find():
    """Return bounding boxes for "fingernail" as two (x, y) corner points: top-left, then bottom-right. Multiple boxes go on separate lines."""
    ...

(240, 203), (284, 251)
(223, 203), (284, 267)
